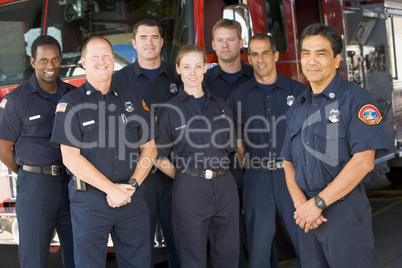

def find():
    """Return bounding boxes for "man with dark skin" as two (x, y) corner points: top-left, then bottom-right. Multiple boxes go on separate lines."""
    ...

(0, 35), (75, 268)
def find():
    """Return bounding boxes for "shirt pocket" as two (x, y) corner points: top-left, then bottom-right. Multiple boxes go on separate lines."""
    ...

(313, 123), (347, 167)
(119, 120), (142, 147)
(80, 119), (101, 148)
(21, 114), (52, 137)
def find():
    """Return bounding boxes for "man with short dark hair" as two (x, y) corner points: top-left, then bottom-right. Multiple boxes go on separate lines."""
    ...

(229, 33), (305, 268)
(112, 19), (180, 267)
(0, 35), (75, 268)
(282, 23), (388, 268)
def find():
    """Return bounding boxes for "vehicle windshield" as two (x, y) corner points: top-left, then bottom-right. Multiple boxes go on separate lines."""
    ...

(0, 0), (193, 87)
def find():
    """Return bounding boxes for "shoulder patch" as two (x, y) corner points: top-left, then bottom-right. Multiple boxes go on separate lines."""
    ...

(358, 104), (382, 125)
(0, 98), (7, 109)
(56, 102), (68, 113)
(142, 99), (150, 112)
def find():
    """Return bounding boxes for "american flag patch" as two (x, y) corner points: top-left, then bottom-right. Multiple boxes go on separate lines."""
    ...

(56, 102), (68, 113)
(0, 98), (7, 109)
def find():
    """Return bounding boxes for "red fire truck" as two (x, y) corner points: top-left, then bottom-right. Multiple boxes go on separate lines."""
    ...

(0, 0), (401, 256)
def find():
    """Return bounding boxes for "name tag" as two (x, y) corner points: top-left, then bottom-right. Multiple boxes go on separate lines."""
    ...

(29, 115), (41, 120)
(82, 120), (95, 126)
(175, 124), (187, 130)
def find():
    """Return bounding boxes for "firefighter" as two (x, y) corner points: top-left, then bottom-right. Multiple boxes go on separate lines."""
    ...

(282, 23), (388, 268)
(155, 44), (239, 268)
(204, 19), (254, 267)
(0, 35), (75, 268)
(51, 36), (157, 268)
(112, 19), (180, 268)
(228, 33), (305, 268)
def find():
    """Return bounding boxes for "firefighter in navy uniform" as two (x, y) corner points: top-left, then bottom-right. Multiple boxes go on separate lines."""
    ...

(112, 19), (180, 268)
(228, 33), (305, 268)
(51, 36), (158, 268)
(155, 45), (239, 268)
(0, 35), (75, 268)
(204, 20), (253, 267)
(281, 23), (388, 268)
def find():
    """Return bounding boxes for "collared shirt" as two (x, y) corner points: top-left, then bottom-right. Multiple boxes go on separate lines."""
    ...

(228, 72), (306, 160)
(204, 61), (254, 100)
(0, 74), (75, 166)
(51, 81), (158, 183)
(112, 60), (179, 111)
(156, 87), (237, 170)
(281, 73), (388, 193)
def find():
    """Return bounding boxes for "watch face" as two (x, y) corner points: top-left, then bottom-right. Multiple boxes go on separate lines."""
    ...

(128, 178), (138, 188)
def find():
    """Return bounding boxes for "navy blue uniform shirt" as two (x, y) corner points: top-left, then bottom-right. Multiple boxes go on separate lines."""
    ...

(51, 81), (158, 183)
(204, 61), (253, 100)
(156, 87), (237, 170)
(0, 74), (75, 166)
(228, 72), (306, 160)
(281, 73), (388, 193)
(112, 60), (179, 109)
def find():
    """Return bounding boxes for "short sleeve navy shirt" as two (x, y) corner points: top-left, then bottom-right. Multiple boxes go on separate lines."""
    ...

(281, 73), (388, 193)
(51, 81), (158, 183)
(0, 74), (75, 166)
(204, 61), (254, 100)
(156, 87), (237, 170)
(228, 72), (306, 160)
(112, 60), (180, 111)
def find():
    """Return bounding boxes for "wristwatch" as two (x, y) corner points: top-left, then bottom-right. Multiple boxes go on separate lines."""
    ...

(128, 178), (139, 190)
(314, 195), (328, 210)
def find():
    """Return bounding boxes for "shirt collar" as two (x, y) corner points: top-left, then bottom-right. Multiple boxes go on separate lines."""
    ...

(26, 73), (68, 97)
(83, 81), (118, 97)
(177, 85), (215, 104)
(211, 61), (253, 80)
(301, 72), (342, 103)
(133, 59), (169, 78)
(250, 71), (286, 92)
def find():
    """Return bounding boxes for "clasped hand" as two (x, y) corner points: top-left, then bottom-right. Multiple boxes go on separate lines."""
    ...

(106, 184), (135, 208)
(294, 198), (327, 233)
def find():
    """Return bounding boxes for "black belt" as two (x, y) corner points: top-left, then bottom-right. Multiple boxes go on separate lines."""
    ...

(22, 165), (66, 176)
(249, 159), (284, 170)
(176, 167), (228, 179)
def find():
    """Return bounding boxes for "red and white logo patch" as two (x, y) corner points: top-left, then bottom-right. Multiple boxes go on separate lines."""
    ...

(358, 104), (382, 125)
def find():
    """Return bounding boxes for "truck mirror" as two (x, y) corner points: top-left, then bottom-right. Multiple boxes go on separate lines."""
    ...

(223, 4), (253, 49)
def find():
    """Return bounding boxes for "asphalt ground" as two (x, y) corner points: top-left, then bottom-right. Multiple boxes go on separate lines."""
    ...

(0, 175), (401, 268)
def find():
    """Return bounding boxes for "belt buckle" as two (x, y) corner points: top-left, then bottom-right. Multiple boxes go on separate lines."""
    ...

(51, 165), (60, 176)
(267, 161), (276, 170)
(205, 169), (213, 180)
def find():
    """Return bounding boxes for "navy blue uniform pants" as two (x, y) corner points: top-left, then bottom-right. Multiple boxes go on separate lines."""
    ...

(143, 168), (179, 267)
(69, 181), (151, 268)
(229, 154), (246, 268)
(172, 172), (240, 268)
(16, 169), (74, 268)
(243, 168), (299, 268)
(299, 184), (374, 268)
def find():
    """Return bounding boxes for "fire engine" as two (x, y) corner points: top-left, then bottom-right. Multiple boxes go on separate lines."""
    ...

(0, 0), (401, 257)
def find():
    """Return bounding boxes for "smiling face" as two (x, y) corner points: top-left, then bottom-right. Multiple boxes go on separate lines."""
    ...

(212, 27), (243, 64)
(248, 38), (279, 84)
(81, 38), (114, 84)
(132, 25), (163, 62)
(300, 34), (341, 93)
(176, 51), (207, 90)
(31, 44), (61, 86)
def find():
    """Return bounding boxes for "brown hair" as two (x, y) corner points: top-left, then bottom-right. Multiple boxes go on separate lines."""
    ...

(81, 36), (113, 57)
(175, 45), (207, 66)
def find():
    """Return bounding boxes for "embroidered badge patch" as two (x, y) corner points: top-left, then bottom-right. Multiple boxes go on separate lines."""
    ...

(142, 100), (150, 112)
(56, 103), (68, 113)
(358, 104), (382, 125)
(0, 98), (7, 109)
